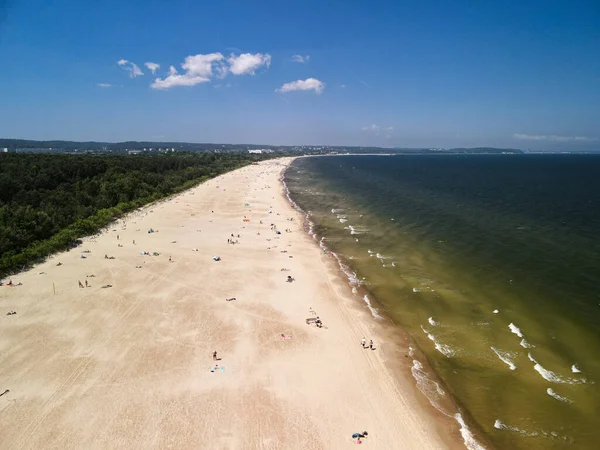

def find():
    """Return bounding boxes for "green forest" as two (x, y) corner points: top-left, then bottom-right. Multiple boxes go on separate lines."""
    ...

(0, 152), (268, 277)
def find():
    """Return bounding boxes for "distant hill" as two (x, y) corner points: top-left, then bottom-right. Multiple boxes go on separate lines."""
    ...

(445, 147), (524, 154)
(0, 139), (523, 155)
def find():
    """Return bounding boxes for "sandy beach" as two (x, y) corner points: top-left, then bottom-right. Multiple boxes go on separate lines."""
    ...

(0, 158), (452, 449)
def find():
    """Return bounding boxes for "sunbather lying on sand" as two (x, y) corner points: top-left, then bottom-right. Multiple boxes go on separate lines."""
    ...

(226, 297), (237, 301)
(101, 284), (113, 289)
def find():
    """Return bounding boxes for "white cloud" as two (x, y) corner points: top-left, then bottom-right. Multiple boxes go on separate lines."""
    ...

(144, 62), (160, 74)
(97, 83), (112, 88)
(151, 53), (225, 89)
(117, 59), (143, 78)
(513, 133), (598, 142)
(227, 53), (271, 75)
(292, 54), (310, 63)
(276, 78), (324, 94)
(362, 124), (380, 131)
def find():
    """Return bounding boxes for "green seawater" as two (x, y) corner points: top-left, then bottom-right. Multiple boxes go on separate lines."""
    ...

(285, 155), (600, 450)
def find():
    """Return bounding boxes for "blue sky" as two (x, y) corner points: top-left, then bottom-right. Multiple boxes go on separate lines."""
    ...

(0, 0), (598, 150)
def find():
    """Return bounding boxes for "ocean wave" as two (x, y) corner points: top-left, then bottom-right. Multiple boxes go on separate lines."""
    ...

(331, 208), (345, 213)
(339, 218), (347, 223)
(428, 317), (439, 326)
(494, 419), (539, 437)
(329, 251), (361, 287)
(376, 253), (393, 259)
(491, 347), (517, 370)
(345, 225), (369, 235)
(528, 353), (588, 384)
(456, 413), (487, 450)
(495, 419), (573, 442)
(362, 295), (382, 320)
(520, 339), (534, 348)
(571, 364), (581, 373)
(410, 356), (447, 413)
(422, 326), (456, 358)
(508, 323), (523, 338)
(547, 388), (573, 403)
(493, 309), (499, 314)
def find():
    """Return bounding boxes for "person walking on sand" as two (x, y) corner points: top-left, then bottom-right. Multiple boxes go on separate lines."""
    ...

(213, 351), (218, 361)
(78, 280), (84, 288)
(369, 340), (374, 350)
(361, 337), (366, 348)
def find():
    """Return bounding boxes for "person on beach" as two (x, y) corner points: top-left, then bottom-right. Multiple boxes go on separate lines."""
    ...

(361, 337), (366, 348)
(369, 340), (374, 350)
(213, 351), (218, 361)
(352, 431), (368, 443)
(85, 280), (88, 287)
(78, 281), (84, 288)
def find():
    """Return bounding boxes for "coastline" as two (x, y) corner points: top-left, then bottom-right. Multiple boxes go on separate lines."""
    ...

(2, 157), (452, 449)
(282, 161), (486, 450)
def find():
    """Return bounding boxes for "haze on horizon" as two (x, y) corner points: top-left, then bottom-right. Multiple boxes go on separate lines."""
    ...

(0, 0), (598, 152)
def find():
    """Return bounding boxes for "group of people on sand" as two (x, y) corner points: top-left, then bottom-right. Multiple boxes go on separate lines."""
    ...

(78, 280), (90, 288)
(361, 337), (376, 350)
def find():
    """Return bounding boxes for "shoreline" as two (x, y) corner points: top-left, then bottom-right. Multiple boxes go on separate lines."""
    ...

(2, 157), (453, 449)
(282, 161), (486, 450)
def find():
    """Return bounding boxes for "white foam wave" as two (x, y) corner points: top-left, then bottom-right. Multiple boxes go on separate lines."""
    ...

(571, 364), (581, 373)
(508, 323), (523, 338)
(410, 357), (447, 414)
(362, 295), (382, 320)
(494, 420), (539, 437)
(436, 343), (456, 358)
(331, 208), (344, 213)
(375, 253), (392, 259)
(339, 218), (347, 223)
(528, 353), (587, 384)
(422, 326), (455, 358)
(493, 309), (499, 314)
(428, 317), (439, 326)
(495, 419), (573, 442)
(413, 287), (421, 293)
(346, 225), (369, 235)
(520, 339), (534, 348)
(491, 347), (517, 370)
(547, 388), (573, 403)
(456, 413), (487, 450)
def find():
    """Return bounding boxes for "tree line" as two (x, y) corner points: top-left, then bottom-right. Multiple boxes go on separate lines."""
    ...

(0, 152), (268, 277)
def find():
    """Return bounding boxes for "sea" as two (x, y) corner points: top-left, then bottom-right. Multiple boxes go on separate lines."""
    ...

(284, 154), (600, 450)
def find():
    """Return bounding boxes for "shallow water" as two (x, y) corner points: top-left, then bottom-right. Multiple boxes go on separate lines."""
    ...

(285, 155), (600, 450)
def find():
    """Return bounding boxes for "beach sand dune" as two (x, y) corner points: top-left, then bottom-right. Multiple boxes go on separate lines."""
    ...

(0, 159), (451, 449)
